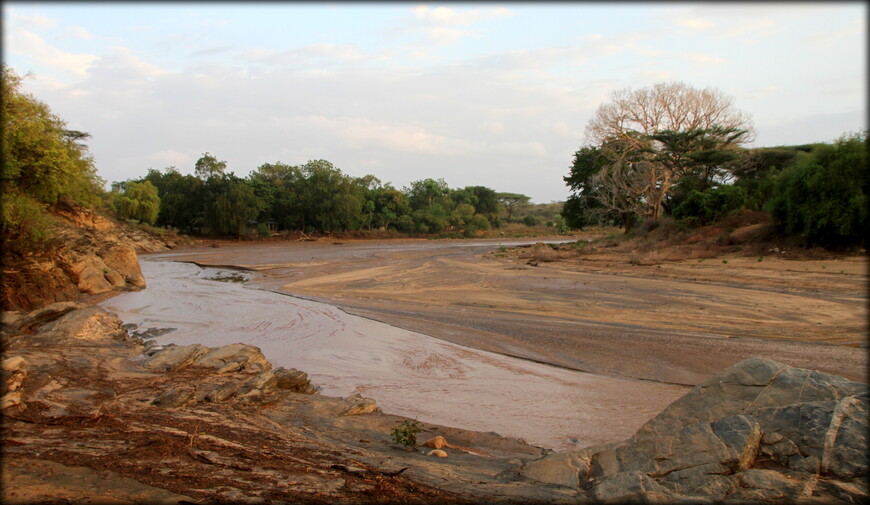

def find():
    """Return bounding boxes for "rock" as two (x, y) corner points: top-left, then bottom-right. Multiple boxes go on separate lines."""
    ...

(70, 255), (114, 295)
(421, 436), (448, 449)
(200, 381), (244, 403)
(519, 451), (590, 488)
(28, 306), (128, 345)
(103, 269), (126, 288)
(151, 387), (197, 408)
(590, 471), (675, 503)
(144, 344), (209, 371)
(824, 392), (869, 480)
(2, 356), (28, 394)
(735, 469), (805, 497)
(5, 301), (89, 335)
(191, 343), (271, 374)
(812, 479), (869, 503)
(339, 394), (377, 416)
(427, 450), (448, 458)
(273, 367), (317, 394)
(1, 391), (24, 410)
(1, 357), (28, 410)
(98, 244), (146, 288)
(521, 358), (869, 504)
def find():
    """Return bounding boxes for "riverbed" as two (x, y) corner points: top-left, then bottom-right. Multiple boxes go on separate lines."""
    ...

(102, 257), (687, 451)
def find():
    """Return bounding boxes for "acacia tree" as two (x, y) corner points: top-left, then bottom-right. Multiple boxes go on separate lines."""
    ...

(497, 192), (530, 223)
(582, 82), (753, 223)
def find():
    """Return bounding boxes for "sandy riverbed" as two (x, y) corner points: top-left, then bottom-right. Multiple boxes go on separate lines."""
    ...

(102, 259), (687, 451)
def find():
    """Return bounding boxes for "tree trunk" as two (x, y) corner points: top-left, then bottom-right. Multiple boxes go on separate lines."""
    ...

(622, 212), (635, 233)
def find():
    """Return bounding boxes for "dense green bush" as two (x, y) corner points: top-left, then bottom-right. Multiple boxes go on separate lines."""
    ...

(2, 66), (103, 255)
(1, 192), (54, 254)
(766, 132), (867, 247)
(673, 185), (748, 226)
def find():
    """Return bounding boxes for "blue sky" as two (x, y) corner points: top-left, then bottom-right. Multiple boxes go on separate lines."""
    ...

(4, 2), (866, 203)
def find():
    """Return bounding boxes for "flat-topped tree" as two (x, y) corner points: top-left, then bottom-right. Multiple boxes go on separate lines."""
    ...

(497, 192), (530, 223)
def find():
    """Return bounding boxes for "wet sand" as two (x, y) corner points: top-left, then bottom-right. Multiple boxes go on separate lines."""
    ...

(152, 238), (868, 385)
(101, 259), (687, 451)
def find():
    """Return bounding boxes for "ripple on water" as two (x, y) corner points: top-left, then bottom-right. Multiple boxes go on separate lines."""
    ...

(101, 258), (687, 451)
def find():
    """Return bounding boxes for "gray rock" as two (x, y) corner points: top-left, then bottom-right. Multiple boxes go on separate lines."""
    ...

(200, 380), (244, 403)
(590, 471), (675, 503)
(151, 387), (196, 408)
(273, 367), (317, 394)
(519, 451), (590, 488)
(191, 343), (271, 374)
(735, 469), (805, 497)
(339, 394), (377, 416)
(27, 306), (128, 345)
(144, 344), (208, 371)
(521, 358), (869, 504)
(824, 392), (869, 480)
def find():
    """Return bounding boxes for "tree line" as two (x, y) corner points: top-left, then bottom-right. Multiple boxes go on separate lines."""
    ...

(2, 67), (105, 255)
(111, 155), (538, 239)
(561, 81), (867, 248)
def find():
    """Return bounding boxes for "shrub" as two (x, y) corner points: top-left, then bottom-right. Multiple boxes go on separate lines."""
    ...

(673, 185), (748, 226)
(1, 192), (54, 255)
(766, 132), (868, 247)
(522, 215), (538, 227)
(390, 419), (421, 448)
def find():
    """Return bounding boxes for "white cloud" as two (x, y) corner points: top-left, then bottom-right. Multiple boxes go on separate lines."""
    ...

(414, 5), (512, 26)
(684, 52), (725, 65)
(739, 86), (783, 100)
(676, 17), (714, 30)
(7, 28), (99, 75)
(241, 43), (364, 67)
(480, 121), (505, 135)
(10, 10), (59, 29)
(304, 115), (473, 156)
(425, 26), (478, 46)
(800, 18), (864, 48)
(151, 150), (191, 168)
(60, 26), (93, 40)
(402, 4), (513, 46)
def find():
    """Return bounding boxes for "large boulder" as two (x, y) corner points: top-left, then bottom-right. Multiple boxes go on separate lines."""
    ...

(21, 306), (129, 346)
(517, 357), (868, 503)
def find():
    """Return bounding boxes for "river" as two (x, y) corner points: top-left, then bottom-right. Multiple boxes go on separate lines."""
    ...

(101, 247), (688, 452)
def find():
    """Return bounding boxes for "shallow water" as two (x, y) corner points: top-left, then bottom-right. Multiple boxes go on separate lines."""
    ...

(102, 258), (686, 451)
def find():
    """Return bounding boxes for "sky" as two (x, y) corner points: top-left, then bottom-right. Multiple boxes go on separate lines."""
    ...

(3, 2), (866, 203)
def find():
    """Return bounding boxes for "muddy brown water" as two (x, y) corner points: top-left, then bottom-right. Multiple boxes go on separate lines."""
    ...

(102, 237), (867, 450)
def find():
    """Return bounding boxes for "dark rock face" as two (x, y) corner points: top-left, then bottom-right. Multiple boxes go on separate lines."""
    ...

(517, 357), (869, 503)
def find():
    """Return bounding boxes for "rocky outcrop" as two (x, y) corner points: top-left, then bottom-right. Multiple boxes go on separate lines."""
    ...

(1, 203), (187, 312)
(142, 340), (321, 409)
(513, 357), (868, 503)
(3, 304), (552, 505)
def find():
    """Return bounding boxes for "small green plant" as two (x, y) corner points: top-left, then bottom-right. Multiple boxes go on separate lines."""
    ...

(499, 245), (507, 252)
(758, 256), (764, 262)
(390, 419), (422, 448)
(722, 259), (728, 264)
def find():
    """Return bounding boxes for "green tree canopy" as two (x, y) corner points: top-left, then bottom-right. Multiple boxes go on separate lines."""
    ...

(497, 192), (531, 223)
(115, 180), (161, 225)
(2, 66), (104, 254)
